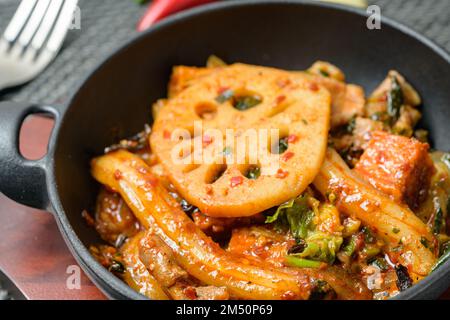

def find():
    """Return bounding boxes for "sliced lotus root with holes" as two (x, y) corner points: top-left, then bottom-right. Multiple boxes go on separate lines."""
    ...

(150, 63), (331, 217)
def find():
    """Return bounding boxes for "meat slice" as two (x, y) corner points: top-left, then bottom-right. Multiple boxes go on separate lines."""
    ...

(138, 229), (230, 300)
(170, 284), (229, 300)
(94, 188), (140, 246)
(192, 211), (265, 240)
(305, 74), (365, 129)
(139, 231), (188, 287)
(227, 226), (295, 267)
(354, 131), (435, 209)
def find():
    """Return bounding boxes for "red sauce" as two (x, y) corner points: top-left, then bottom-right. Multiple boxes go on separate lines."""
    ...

(309, 82), (319, 92)
(114, 170), (122, 180)
(281, 151), (295, 162)
(163, 130), (171, 139)
(276, 169), (289, 179)
(202, 135), (214, 147)
(230, 176), (244, 187)
(276, 78), (291, 89)
(217, 86), (230, 95)
(183, 286), (198, 300)
(287, 134), (298, 143)
(275, 95), (286, 105)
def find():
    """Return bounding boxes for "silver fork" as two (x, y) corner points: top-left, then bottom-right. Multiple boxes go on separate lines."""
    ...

(0, 0), (78, 91)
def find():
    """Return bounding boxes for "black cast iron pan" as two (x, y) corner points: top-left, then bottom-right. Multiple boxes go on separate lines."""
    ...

(0, 0), (449, 300)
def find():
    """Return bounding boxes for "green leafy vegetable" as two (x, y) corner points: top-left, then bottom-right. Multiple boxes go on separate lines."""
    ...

(233, 95), (262, 111)
(266, 195), (343, 264)
(420, 236), (430, 249)
(274, 137), (289, 154)
(387, 76), (404, 124)
(319, 69), (330, 77)
(246, 166), (261, 180)
(433, 242), (450, 272)
(285, 256), (322, 268)
(345, 116), (356, 134)
(222, 147), (232, 156)
(342, 235), (357, 257)
(362, 226), (376, 243)
(362, 245), (381, 260)
(433, 204), (444, 235)
(215, 89), (234, 103)
(309, 280), (335, 300)
(109, 260), (125, 274)
(387, 76), (404, 119)
(370, 257), (389, 272)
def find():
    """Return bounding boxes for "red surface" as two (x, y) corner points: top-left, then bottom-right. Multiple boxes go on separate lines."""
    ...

(0, 115), (105, 300)
(0, 115), (448, 300)
(137, 0), (217, 31)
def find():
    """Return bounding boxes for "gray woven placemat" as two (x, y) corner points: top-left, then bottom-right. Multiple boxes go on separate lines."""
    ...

(0, 0), (449, 105)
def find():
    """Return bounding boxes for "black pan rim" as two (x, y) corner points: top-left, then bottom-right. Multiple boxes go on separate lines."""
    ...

(46, 0), (450, 300)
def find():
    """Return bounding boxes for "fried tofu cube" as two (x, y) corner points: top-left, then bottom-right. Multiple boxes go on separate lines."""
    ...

(354, 131), (434, 209)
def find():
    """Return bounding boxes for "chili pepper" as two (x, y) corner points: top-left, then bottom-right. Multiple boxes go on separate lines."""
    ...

(137, 0), (217, 31)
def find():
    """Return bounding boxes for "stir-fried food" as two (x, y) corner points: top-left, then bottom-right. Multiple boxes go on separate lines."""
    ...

(86, 57), (450, 300)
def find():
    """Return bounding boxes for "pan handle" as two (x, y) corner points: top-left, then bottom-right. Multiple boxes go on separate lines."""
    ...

(0, 101), (61, 210)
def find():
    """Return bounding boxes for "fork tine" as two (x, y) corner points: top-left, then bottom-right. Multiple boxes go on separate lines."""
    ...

(17, 0), (51, 48)
(2, 0), (37, 43)
(32, 0), (64, 51)
(0, 39), (9, 54)
(46, 0), (78, 52)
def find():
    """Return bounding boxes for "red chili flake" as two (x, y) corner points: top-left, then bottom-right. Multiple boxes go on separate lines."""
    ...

(202, 135), (214, 147)
(145, 177), (158, 189)
(287, 134), (298, 143)
(276, 169), (289, 179)
(183, 287), (198, 300)
(309, 82), (319, 92)
(275, 95), (286, 105)
(276, 78), (291, 89)
(230, 176), (244, 187)
(217, 86), (230, 95)
(281, 151), (295, 162)
(114, 170), (122, 180)
(163, 130), (171, 139)
(205, 185), (213, 195)
(379, 94), (388, 102)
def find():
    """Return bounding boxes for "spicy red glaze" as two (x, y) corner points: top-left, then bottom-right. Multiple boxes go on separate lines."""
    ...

(275, 95), (286, 105)
(202, 135), (214, 147)
(205, 185), (213, 195)
(309, 82), (319, 92)
(276, 78), (291, 89)
(163, 130), (171, 139)
(183, 286), (198, 300)
(230, 176), (244, 187)
(217, 86), (230, 95)
(276, 169), (289, 179)
(287, 134), (298, 143)
(281, 151), (295, 162)
(113, 170), (122, 180)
